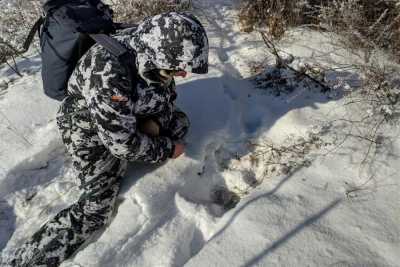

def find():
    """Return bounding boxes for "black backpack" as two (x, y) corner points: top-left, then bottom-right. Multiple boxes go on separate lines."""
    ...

(24, 0), (137, 101)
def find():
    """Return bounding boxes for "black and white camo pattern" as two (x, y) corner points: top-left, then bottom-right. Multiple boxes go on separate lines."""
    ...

(130, 12), (209, 82)
(6, 12), (206, 267)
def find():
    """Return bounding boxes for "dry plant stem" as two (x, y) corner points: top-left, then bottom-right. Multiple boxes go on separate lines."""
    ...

(345, 175), (375, 199)
(260, 32), (397, 181)
(0, 0), (42, 64)
(241, 134), (323, 196)
(109, 0), (192, 23)
(240, 0), (400, 61)
(260, 32), (332, 92)
(360, 117), (385, 166)
(6, 56), (22, 77)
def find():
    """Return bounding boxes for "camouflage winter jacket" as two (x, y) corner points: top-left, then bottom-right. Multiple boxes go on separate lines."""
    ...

(65, 12), (208, 163)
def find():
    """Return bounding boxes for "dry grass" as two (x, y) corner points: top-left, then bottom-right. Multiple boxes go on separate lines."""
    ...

(0, 0), (42, 65)
(250, 9), (400, 176)
(239, 0), (400, 61)
(238, 0), (316, 38)
(107, 0), (192, 23)
(318, 0), (400, 62)
(0, 0), (192, 66)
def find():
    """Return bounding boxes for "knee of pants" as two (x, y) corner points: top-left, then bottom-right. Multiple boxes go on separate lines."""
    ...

(74, 148), (127, 190)
(78, 182), (120, 226)
(76, 160), (126, 223)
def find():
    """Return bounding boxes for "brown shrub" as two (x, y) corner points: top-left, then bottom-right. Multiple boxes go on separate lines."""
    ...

(238, 0), (317, 38)
(109, 0), (192, 23)
(239, 0), (400, 61)
(318, 0), (400, 61)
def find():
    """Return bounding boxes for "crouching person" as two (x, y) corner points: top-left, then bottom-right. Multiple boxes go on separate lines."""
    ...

(7, 12), (208, 267)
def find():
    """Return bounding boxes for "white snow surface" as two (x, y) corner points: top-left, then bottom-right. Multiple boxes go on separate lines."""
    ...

(0, 0), (399, 266)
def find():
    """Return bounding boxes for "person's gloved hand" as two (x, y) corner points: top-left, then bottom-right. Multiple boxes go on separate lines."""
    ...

(172, 143), (185, 159)
(138, 119), (160, 137)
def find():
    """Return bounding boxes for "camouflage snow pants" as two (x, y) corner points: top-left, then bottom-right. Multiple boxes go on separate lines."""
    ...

(8, 96), (189, 267)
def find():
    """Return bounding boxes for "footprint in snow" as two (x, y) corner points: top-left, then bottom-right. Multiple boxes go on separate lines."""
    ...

(0, 144), (67, 199)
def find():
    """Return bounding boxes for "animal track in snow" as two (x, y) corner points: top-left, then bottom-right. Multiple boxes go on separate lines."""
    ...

(214, 144), (263, 193)
(186, 142), (265, 211)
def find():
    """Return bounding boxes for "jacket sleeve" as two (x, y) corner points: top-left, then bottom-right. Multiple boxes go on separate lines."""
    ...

(83, 48), (174, 163)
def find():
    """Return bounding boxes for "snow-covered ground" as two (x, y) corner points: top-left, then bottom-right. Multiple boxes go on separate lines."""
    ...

(1, 0), (399, 266)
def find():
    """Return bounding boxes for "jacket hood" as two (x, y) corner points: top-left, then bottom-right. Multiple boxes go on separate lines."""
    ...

(130, 12), (209, 79)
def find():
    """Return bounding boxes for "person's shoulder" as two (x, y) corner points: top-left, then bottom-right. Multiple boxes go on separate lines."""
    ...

(77, 31), (136, 76)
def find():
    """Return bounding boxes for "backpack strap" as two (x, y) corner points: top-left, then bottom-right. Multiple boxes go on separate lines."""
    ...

(89, 34), (138, 101)
(89, 34), (129, 60)
(114, 23), (138, 30)
(22, 17), (44, 53)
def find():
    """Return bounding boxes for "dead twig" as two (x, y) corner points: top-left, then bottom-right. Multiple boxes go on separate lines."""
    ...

(260, 32), (332, 93)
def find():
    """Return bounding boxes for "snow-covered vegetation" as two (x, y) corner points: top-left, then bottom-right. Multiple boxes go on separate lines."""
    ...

(0, 0), (191, 65)
(1, 0), (399, 266)
(239, 0), (400, 60)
